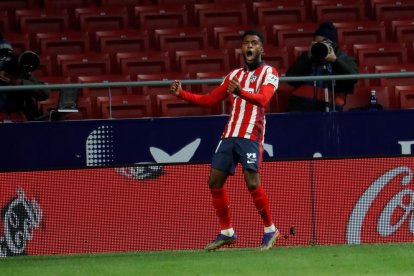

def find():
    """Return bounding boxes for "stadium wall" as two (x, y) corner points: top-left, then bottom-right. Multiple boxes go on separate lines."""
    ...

(1, 156), (414, 256)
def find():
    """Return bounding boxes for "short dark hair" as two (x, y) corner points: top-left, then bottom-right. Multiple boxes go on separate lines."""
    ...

(242, 29), (264, 44)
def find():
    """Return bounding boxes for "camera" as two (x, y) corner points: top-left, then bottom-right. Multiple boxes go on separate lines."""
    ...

(0, 48), (40, 75)
(310, 39), (335, 60)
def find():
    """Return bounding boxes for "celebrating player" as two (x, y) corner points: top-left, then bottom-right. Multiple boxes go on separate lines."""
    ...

(170, 29), (280, 251)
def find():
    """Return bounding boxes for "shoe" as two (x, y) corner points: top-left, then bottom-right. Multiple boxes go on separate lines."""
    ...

(205, 233), (237, 251)
(260, 230), (280, 250)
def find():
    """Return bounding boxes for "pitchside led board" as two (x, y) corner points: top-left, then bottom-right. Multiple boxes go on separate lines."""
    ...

(0, 110), (414, 256)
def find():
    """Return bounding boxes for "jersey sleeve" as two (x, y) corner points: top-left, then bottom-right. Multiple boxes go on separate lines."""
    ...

(238, 67), (278, 107)
(177, 74), (232, 107)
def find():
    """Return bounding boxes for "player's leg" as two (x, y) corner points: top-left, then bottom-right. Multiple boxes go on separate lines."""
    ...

(205, 139), (238, 251)
(237, 139), (280, 250)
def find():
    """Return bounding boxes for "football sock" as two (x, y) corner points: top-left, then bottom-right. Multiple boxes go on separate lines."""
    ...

(220, 228), (235, 237)
(264, 224), (276, 234)
(250, 186), (273, 227)
(210, 187), (232, 230)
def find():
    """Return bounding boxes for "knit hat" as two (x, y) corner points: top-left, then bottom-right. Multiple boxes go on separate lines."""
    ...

(313, 21), (337, 43)
(0, 39), (12, 51)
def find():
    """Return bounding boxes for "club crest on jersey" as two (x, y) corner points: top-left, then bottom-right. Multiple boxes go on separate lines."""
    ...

(249, 74), (258, 83)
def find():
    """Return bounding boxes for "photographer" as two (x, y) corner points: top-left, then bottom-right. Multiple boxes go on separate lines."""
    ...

(0, 38), (50, 122)
(285, 21), (358, 112)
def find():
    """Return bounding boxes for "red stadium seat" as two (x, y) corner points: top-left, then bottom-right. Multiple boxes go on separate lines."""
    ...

(252, 1), (307, 26)
(35, 31), (90, 71)
(311, 0), (365, 22)
(0, 11), (10, 33)
(137, 72), (190, 115)
(15, 9), (70, 34)
(334, 21), (386, 49)
(154, 27), (208, 52)
(354, 43), (408, 72)
(346, 85), (392, 110)
(77, 74), (133, 118)
(155, 94), (217, 117)
(97, 94), (153, 119)
(33, 55), (53, 78)
(43, 0), (95, 9)
(134, 4), (188, 31)
(212, 25), (267, 50)
(370, 64), (414, 108)
(95, 29), (149, 66)
(391, 20), (414, 62)
(371, 0), (414, 39)
(174, 49), (230, 76)
(75, 7), (128, 33)
(56, 52), (111, 80)
(115, 51), (171, 76)
(193, 3), (248, 43)
(399, 89), (414, 109)
(271, 23), (318, 62)
(394, 85), (414, 109)
(37, 76), (72, 115)
(0, 0), (33, 11)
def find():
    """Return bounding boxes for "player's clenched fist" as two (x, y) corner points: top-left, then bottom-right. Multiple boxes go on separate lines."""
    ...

(170, 80), (182, 96)
(227, 78), (241, 95)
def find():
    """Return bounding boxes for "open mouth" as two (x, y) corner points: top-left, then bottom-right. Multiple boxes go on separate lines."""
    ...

(246, 50), (253, 57)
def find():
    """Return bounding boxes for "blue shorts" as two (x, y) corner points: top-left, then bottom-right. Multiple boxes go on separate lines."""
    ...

(211, 138), (261, 175)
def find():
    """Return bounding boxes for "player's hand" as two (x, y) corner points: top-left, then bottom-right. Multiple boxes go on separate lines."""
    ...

(170, 80), (182, 96)
(325, 46), (337, 63)
(227, 78), (241, 95)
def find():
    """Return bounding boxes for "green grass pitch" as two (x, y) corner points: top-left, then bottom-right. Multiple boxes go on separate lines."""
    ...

(1, 243), (414, 275)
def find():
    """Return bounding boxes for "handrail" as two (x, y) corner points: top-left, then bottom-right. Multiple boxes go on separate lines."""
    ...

(1, 71), (414, 91)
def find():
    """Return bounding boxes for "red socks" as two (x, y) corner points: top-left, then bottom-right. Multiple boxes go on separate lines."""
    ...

(250, 186), (273, 227)
(210, 187), (232, 230)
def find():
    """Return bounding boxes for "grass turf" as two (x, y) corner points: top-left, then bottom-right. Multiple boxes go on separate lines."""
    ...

(1, 243), (414, 275)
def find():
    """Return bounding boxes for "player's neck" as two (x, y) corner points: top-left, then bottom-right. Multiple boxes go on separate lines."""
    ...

(244, 60), (264, 71)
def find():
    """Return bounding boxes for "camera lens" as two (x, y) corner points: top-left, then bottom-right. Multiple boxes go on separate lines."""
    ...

(311, 42), (329, 59)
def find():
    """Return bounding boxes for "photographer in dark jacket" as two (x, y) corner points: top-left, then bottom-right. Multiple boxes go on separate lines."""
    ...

(0, 38), (50, 122)
(285, 21), (358, 112)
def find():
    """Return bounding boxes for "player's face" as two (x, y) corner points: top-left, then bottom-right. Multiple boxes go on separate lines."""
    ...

(241, 35), (263, 65)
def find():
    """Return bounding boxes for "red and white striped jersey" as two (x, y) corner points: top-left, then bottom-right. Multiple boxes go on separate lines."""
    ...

(222, 64), (278, 143)
(178, 63), (278, 145)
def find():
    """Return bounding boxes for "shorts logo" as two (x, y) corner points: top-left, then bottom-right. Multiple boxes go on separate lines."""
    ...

(247, 153), (257, 164)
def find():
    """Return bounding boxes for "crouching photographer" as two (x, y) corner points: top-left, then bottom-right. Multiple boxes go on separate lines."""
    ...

(285, 21), (359, 112)
(0, 38), (50, 122)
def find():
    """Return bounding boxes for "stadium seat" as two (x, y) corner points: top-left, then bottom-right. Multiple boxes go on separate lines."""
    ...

(37, 75), (72, 112)
(155, 94), (217, 117)
(0, 11), (10, 33)
(311, 0), (365, 22)
(56, 52), (111, 80)
(353, 42), (408, 72)
(371, 0), (414, 39)
(271, 22), (318, 62)
(193, 3), (248, 43)
(75, 7), (128, 34)
(194, 71), (226, 94)
(346, 85), (392, 111)
(15, 9), (70, 34)
(137, 72), (190, 115)
(154, 27), (208, 52)
(35, 31), (90, 71)
(33, 55), (53, 78)
(115, 51), (171, 76)
(398, 89), (414, 109)
(174, 49), (230, 76)
(394, 85), (414, 109)
(97, 94), (153, 119)
(252, 1), (307, 26)
(95, 29), (149, 53)
(334, 21), (386, 49)
(391, 20), (414, 62)
(95, 29), (149, 66)
(77, 74), (133, 118)
(212, 25), (267, 50)
(0, 0), (33, 11)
